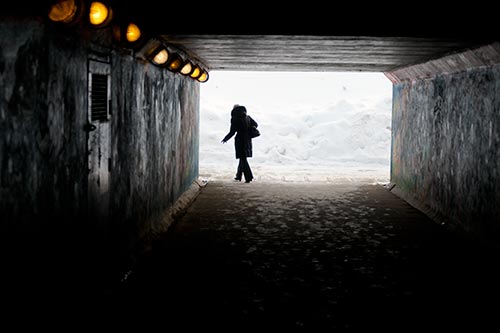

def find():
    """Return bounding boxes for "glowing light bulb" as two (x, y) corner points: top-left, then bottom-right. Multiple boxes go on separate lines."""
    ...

(89, 2), (109, 26)
(152, 49), (169, 65)
(197, 71), (209, 82)
(169, 58), (182, 71)
(190, 67), (201, 78)
(48, 0), (78, 23)
(180, 62), (193, 75)
(126, 23), (141, 42)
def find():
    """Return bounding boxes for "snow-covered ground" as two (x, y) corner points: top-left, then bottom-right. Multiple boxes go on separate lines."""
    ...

(199, 71), (393, 184)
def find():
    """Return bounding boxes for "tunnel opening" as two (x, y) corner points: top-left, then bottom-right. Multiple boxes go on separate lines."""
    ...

(200, 70), (393, 184)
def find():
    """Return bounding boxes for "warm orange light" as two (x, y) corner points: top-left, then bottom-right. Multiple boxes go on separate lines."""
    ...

(189, 66), (201, 79)
(126, 23), (141, 42)
(152, 49), (169, 65)
(168, 58), (182, 71)
(197, 71), (209, 83)
(180, 61), (193, 75)
(89, 2), (110, 26)
(48, 0), (78, 23)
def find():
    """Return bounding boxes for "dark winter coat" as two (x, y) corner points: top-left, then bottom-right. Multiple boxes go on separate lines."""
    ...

(222, 107), (258, 159)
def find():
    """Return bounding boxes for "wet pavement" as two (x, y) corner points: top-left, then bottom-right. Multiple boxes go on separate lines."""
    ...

(111, 180), (500, 331)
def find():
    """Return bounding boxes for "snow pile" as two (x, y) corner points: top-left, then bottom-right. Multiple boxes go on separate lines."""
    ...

(199, 71), (392, 183)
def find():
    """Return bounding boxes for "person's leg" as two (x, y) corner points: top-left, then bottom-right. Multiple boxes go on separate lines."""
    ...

(240, 157), (253, 182)
(235, 159), (242, 181)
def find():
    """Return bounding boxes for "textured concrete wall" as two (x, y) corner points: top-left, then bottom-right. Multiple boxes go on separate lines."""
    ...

(390, 63), (500, 245)
(0, 18), (200, 281)
(110, 56), (199, 266)
(0, 19), (89, 232)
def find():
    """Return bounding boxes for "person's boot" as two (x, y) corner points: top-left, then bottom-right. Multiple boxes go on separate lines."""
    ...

(244, 170), (253, 183)
(244, 175), (253, 183)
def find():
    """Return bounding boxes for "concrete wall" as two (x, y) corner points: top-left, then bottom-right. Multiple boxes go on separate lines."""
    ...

(387, 44), (500, 246)
(110, 53), (200, 269)
(0, 18), (200, 285)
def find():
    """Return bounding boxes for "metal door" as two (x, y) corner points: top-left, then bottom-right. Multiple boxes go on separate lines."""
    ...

(86, 59), (111, 223)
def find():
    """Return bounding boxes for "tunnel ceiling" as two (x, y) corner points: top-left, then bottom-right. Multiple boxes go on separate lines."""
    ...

(6, 1), (498, 73)
(157, 35), (486, 72)
(116, 1), (496, 73)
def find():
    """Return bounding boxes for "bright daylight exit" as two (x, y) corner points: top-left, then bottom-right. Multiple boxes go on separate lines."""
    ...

(200, 71), (393, 184)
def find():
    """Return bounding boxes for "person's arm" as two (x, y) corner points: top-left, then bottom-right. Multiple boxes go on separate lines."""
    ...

(221, 121), (236, 143)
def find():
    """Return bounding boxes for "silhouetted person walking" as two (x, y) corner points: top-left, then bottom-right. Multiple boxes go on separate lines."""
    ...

(221, 104), (258, 183)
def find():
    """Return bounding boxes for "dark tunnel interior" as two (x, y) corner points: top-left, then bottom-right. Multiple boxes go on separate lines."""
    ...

(1, 1), (500, 329)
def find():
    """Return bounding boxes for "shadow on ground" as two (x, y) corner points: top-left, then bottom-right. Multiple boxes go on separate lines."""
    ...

(109, 180), (499, 331)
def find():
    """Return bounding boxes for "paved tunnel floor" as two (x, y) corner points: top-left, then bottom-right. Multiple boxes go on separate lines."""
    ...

(110, 180), (500, 331)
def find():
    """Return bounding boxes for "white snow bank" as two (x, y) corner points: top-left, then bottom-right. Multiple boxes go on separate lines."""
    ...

(199, 71), (393, 184)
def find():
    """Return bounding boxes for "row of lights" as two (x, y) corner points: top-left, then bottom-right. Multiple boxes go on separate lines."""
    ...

(47, 0), (209, 83)
(148, 43), (209, 82)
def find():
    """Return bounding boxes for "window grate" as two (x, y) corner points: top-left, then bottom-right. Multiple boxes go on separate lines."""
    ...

(91, 74), (109, 121)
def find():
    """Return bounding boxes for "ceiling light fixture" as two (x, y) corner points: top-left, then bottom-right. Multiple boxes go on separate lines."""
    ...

(47, 0), (82, 25)
(88, 1), (113, 27)
(150, 47), (170, 66)
(125, 23), (141, 42)
(179, 60), (194, 76)
(197, 70), (209, 83)
(113, 21), (145, 49)
(189, 65), (202, 79)
(166, 53), (183, 72)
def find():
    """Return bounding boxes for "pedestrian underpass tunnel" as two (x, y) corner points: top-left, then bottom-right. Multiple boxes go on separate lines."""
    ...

(1, 2), (499, 324)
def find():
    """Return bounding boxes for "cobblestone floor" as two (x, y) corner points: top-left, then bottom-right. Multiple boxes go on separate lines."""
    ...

(114, 180), (500, 331)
